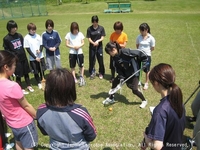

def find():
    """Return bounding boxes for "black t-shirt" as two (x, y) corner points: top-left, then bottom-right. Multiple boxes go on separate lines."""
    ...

(3, 33), (27, 61)
(86, 25), (106, 48)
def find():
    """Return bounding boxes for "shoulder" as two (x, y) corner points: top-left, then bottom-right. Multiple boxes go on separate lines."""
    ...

(3, 34), (10, 41)
(36, 103), (48, 119)
(53, 30), (60, 35)
(78, 32), (85, 37)
(148, 33), (155, 39)
(121, 32), (127, 36)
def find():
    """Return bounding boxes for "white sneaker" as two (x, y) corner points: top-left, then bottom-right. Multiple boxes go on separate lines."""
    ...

(99, 74), (103, 79)
(79, 77), (86, 87)
(102, 97), (115, 105)
(143, 83), (149, 90)
(140, 100), (147, 108)
(27, 86), (34, 92)
(22, 89), (29, 95)
(38, 83), (42, 89)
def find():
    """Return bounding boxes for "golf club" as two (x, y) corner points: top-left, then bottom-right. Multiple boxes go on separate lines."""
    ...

(108, 63), (148, 95)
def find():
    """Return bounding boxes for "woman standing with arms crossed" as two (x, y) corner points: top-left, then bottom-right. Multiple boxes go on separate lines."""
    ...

(0, 50), (38, 150)
(136, 23), (155, 90)
(141, 63), (185, 150)
(109, 21), (128, 82)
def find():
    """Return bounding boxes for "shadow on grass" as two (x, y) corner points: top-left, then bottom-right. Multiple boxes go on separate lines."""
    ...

(90, 91), (141, 106)
(102, 147), (112, 150)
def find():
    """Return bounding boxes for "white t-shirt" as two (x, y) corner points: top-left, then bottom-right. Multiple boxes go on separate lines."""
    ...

(24, 33), (44, 61)
(65, 32), (85, 54)
(136, 33), (155, 56)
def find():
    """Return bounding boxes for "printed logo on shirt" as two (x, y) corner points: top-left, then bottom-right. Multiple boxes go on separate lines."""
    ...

(11, 38), (22, 50)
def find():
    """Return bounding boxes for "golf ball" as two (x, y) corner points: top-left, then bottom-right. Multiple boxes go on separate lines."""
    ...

(109, 107), (112, 111)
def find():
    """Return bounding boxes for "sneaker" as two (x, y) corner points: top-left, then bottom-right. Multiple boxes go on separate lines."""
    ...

(143, 83), (149, 90)
(102, 97), (115, 105)
(38, 83), (42, 89)
(99, 74), (103, 79)
(27, 86), (34, 92)
(140, 100), (147, 108)
(22, 89), (29, 95)
(90, 74), (95, 80)
(79, 77), (86, 87)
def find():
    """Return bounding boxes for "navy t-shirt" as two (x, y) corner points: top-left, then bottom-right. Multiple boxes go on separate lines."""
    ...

(146, 96), (186, 150)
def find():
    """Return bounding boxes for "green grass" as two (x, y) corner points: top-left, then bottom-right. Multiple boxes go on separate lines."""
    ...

(0, 0), (200, 149)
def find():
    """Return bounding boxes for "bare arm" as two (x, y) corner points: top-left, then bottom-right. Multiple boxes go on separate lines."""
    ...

(136, 44), (139, 49)
(120, 41), (127, 48)
(19, 97), (36, 119)
(143, 133), (163, 150)
(151, 46), (155, 51)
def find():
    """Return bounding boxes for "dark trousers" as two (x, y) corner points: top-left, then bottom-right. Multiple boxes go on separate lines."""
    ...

(110, 75), (145, 101)
(89, 47), (105, 75)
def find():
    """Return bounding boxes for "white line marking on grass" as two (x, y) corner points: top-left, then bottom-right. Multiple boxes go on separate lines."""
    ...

(186, 22), (200, 65)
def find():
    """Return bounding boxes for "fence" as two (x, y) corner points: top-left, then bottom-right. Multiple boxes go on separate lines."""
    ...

(0, 0), (48, 19)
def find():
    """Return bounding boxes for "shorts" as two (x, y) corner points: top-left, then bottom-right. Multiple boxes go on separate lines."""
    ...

(15, 59), (31, 77)
(10, 121), (38, 149)
(69, 54), (84, 68)
(143, 56), (151, 73)
(46, 55), (62, 70)
(30, 58), (46, 74)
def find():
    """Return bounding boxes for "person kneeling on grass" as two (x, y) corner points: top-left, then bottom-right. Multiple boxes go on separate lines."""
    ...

(103, 41), (148, 108)
(36, 68), (97, 150)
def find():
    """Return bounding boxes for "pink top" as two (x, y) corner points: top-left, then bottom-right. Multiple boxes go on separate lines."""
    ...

(0, 79), (33, 128)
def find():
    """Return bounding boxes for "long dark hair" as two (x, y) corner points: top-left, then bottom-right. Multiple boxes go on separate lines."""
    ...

(44, 68), (76, 106)
(149, 63), (183, 118)
(0, 50), (17, 73)
(139, 23), (151, 34)
(70, 22), (79, 33)
(105, 41), (121, 54)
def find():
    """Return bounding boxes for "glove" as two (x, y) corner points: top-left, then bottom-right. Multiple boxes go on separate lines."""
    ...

(142, 62), (149, 70)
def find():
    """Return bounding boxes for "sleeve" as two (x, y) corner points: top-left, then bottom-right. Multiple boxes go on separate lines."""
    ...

(136, 35), (139, 45)
(42, 33), (50, 50)
(150, 36), (156, 48)
(86, 27), (90, 38)
(10, 82), (23, 100)
(36, 104), (48, 135)
(124, 33), (128, 42)
(3, 38), (10, 51)
(80, 32), (85, 40)
(23, 35), (29, 48)
(101, 26), (106, 37)
(26, 48), (36, 59)
(147, 111), (166, 141)
(70, 107), (97, 142)
(128, 49), (148, 67)
(110, 32), (113, 41)
(54, 32), (61, 48)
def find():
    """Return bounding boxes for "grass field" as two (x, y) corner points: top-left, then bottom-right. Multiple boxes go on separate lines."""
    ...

(0, 0), (200, 149)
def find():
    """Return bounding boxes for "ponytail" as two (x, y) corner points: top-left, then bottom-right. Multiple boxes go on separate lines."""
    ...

(169, 83), (183, 118)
